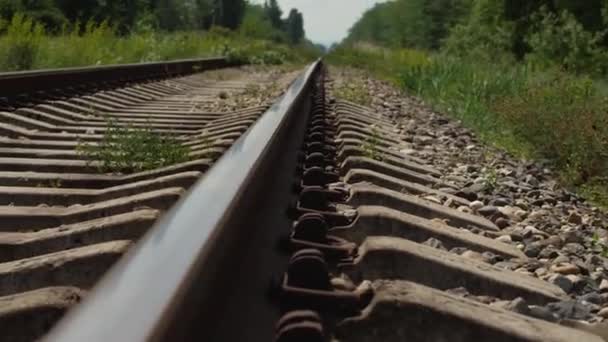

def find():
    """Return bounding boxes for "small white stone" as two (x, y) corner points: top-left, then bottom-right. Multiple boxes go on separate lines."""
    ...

(469, 200), (484, 211)
(495, 235), (513, 243)
(423, 196), (442, 204)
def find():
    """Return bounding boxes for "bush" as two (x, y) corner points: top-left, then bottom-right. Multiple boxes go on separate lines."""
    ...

(442, 0), (515, 62)
(493, 72), (608, 183)
(0, 14), (44, 71)
(525, 7), (608, 74)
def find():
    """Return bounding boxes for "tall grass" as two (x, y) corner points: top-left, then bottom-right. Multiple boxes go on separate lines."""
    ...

(329, 45), (608, 205)
(0, 15), (317, 71)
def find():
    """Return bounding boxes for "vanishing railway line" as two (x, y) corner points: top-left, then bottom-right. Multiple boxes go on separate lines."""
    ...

(0, 59), (603, 341)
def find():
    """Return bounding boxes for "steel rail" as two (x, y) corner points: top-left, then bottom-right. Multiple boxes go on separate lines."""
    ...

(44, 60), (322, 342)
(0, 57), (229, 98)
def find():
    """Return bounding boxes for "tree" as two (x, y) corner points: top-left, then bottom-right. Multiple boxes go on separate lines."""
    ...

(153, 0), (183, 30)
(212, 0), (245, 29)
(0, 0), (67, 30)
(285, 8), (304, 44)
(192, 0), (214, 29)
(240, 3), (275, 39)
(264, 0), (282, 29)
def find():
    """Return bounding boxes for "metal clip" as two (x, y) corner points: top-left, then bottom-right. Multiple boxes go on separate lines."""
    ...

(290, 213), (356, 261)
(279, 249), (367, 315)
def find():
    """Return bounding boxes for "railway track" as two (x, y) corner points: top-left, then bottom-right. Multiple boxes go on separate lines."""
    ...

(0, 59), (605, 341)
(0, 58), (301, 341)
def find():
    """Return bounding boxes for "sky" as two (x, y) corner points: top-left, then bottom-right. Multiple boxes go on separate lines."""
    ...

(251, 0), (388, 47)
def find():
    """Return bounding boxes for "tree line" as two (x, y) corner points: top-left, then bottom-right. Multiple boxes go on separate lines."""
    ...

(0, 0), (306, 44)
(344, 0), (608, 72)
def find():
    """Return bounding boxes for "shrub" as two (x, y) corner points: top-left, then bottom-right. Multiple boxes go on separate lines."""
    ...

(442, 0), (515, 62)
(525, 7), (608, 75)
(493, 72), (608, 183)
(0, 14), (45, 71)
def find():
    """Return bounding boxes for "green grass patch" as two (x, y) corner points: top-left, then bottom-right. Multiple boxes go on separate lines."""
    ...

(77, 119), (191, 174)
(361, 125), (384, 161)
(333, 79), (372, 106)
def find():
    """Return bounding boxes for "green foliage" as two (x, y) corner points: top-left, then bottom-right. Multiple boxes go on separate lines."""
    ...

(526, 7), (608, 74)
(285, 9), (304, 45)
(581, 179), (608, 210)
(0, 0), (66, 30)
(333, 79), (372, 106)
(0, 0), (309, 49)
(591, 231), (608, 257)
(483, 167), (498, 191)
(77, 119), (191, 174)
(264, 0), (283, 30)
(398, 55), (526, 128)
(220, 40), (290, 65)
(329, 43), (608, 206)
(0, 13), (44, 70)
(240, 4), (276, 40)
(442, 0), (515, 62)
(493, 72), (608, 183)
(345, 0), (470, 50)
(0, 0), (248, 33)
(333, 0), (608, 207)
(361, 126), (384, 161)
(214, 0), (246, 30)
(328, 44), (430, 82)
(0, 15), (318, 71)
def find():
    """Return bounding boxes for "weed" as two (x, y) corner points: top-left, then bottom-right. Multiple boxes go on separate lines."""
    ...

(77, 119), (190, 174)
(35, 179), (62, 188)
(581, 179), (608, 210)
(493, 72), (608, 184)
(49, 179), (62, 188)
(483, 167), (498, 191)
(244, 83), (262, 97)
(334, 80), (372, 106)
(361, 125), (384, 161)
(592, 232), (608, 257)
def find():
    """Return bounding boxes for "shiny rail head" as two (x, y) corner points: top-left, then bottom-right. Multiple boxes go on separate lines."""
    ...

(43, 59), (322, 342)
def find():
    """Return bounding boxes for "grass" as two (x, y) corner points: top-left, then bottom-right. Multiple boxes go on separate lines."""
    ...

(77, 119), (191, 174)
(328, 44), (608, 208)
(333, 79), (372, 106)
(592, 231), (608, 257)
(361, 125), (384, 161)
(0, 14), (319, 71)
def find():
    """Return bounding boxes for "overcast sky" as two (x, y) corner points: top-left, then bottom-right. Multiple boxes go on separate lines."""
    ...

(251, 0), (388, 47)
